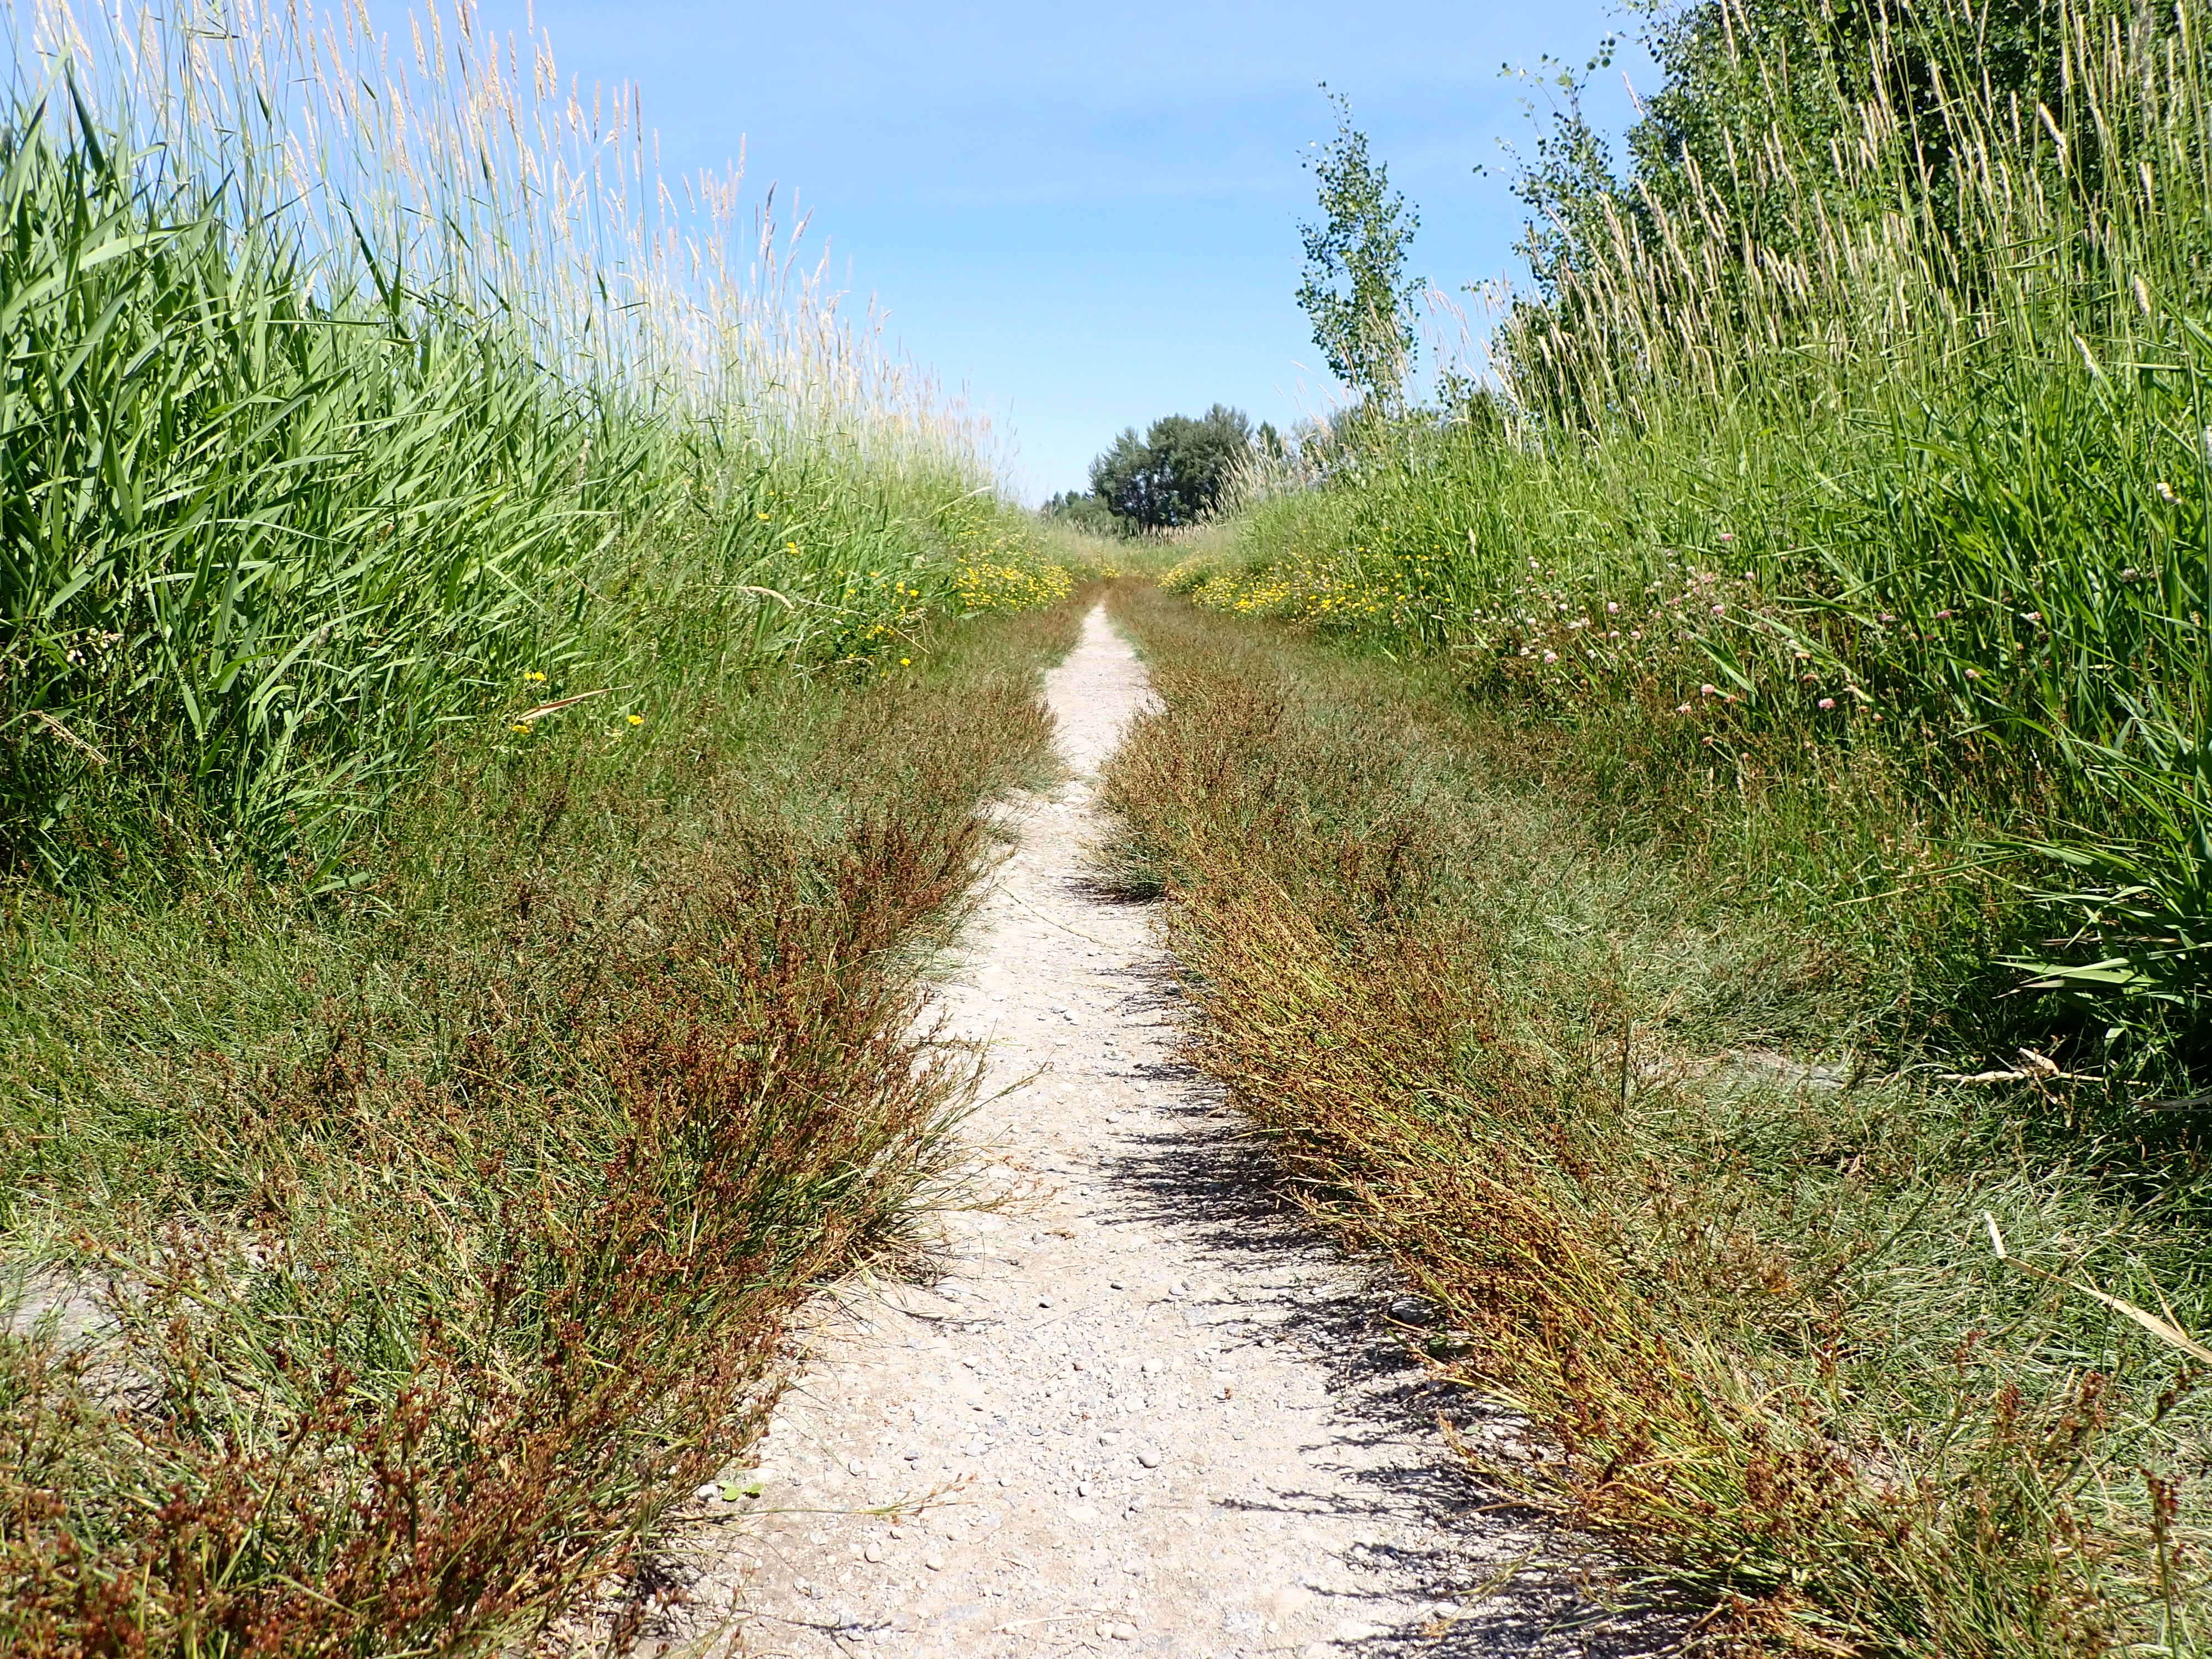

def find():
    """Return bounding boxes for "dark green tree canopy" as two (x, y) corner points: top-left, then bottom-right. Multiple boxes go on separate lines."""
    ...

(1042, 489), (1120, 536)
(1087, 404), (1254, 531)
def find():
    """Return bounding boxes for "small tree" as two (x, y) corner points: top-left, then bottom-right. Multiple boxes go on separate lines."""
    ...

(1296, 90), (1422, 411)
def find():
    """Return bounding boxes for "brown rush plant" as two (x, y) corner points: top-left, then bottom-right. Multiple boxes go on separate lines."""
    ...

(0, 0), (1092, 1649)
(1104, 578), (2210, 1658)
(0, 596), (1086, 1655)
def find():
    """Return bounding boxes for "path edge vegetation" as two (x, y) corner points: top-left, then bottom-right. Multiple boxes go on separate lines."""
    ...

(1, 592), (1093, 1653)
(1091, 0), (2212, 1646)
(0, 2), (1112, 1651)
(1101, 578), (2208, 1658)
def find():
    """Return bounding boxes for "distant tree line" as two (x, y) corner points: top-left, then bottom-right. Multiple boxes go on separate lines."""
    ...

(1046, 405), (1284, 535)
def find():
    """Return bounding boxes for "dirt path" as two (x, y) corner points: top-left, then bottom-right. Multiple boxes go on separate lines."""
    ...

(648, 606), (1648, 1658)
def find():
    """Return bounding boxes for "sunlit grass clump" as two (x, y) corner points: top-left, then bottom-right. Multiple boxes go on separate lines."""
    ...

(1107, 580), (2212, 1659)
(1139, 0), (2212, 1646)
(0, 0), (1065, 888)
(1202, 0), (2212, 1091)
(0, 2), (1081, 1652)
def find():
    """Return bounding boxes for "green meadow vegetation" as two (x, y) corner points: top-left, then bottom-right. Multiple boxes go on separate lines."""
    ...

(0, 65), (1067, 888)
(1117, 0), (2212, 1649)
(2, 601), (1076, 1652)
(14, 0), (2212, 1648)
(1105, 582), (2203, 1655)
(0, 1), (1080, 1650)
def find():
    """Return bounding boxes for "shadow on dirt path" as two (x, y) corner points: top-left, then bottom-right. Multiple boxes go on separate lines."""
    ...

(625, 606), (1687, 1659)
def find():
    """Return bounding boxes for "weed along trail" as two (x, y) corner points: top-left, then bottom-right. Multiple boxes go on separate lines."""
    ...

(654, 605), (1636, 1658)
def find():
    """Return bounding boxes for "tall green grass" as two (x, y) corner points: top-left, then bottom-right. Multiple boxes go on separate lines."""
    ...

(1182, 0), (2212, 1088)
(0, 3), (1088, 1651)
(1, 0), (1068, 886)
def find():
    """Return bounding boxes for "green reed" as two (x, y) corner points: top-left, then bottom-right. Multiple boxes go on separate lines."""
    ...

(0, 1), (1062, 888)
(1197, 0), (2212, 1080)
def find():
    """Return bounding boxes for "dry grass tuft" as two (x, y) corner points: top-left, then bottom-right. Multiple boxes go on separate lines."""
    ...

(0, 599), (1082, 1656)
(1103, 581), (2209, 1658)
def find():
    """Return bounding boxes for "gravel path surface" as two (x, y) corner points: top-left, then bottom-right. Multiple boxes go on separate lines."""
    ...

(643, 607), (1659, 1658)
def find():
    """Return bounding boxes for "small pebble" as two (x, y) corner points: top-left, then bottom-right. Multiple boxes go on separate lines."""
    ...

(924, 1555), (946, 1572)
(863, 1543), (884, 1563)
(1136, 1451), (1161, 1469)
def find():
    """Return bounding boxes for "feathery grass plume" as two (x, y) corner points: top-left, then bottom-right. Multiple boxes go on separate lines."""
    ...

(1196, 0), (2212, 1084)
(1, 0), (1064, 886)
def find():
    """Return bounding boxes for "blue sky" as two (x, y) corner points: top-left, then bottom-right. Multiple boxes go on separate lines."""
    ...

(477, 1), (1654, 499)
